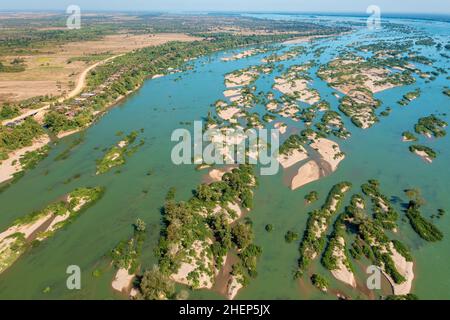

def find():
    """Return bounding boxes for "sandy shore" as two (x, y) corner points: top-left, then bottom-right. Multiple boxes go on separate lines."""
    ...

(383, 243), (414, 295)
(225, 70), (258, 88)
(221, 49), (258, 62)
(330, 237), (357, 288)
(311, 138), (345, 171)
(291, 160), (321, 190)
(207, 165), (239, 183)
(274, 77), (320, 105)
(112, 268), (135, 293)
(277, 148), (308, 169)
(57, 128), (82, 139)
(414, 150), (433, 163)
(0, 191), (93, 274)
(217, 107), (241, 121)
(274, 122), (287, 134)
(0, 135), (50, 184)
(282, 34), (338, 45)
(266, 101), (278, 111)
(226, 276), (243, 300)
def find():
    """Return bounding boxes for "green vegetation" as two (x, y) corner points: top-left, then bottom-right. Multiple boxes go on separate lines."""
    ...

(385, 294), (419, 300)
(321, 213), (353, 273)
(310, 274), (329, 292)
(265, 224), (273, 232)
(392, 240), (413, 262)
(0, 118), (45, 159)
(96, 130), (144, 174)
(361, 180), (398, 231)
(409, 145), (437, 160)
(0, 60), (25, 72)
(156, 165), (260, 289)
(111, 219), (147, 274)
(353, 216), (406, 284)
(316, 110), (351, 140)
(398, 89), (421, 106)
(405, 201), (443, 242)
(296, 182), (352, 277)
(0, 104), (20, 121)
(136, 266), (175, 300)
(54, 135), (85, 161)
(414, 114), (447, 138)
(444, 88), (450, 97)
(285, 230), (299, 243)
(0, 187), (103, 274)
(279, 134), (307, 155)
(402, 131), (417, 142)
(304, 191), (319, 204)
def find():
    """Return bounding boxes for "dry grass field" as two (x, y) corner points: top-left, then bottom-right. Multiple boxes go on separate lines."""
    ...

(0, 33), (201, 103)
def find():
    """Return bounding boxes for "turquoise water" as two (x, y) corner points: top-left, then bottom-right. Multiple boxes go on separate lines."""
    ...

(0, 15), (449, 299)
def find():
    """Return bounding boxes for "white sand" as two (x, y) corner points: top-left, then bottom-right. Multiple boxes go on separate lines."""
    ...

(310, 138), (345, 172)
(274, 77), (320, 105)
(221, 49), (256, 62)
(217, 107), (240, 121)
(0, 214), (51, 244)
(171, 239), (215, 289)
(330, 237), (357, 288)
(266, 101), (278, 111)
(112, 268), (135, 293)
(228, 202), (244, 219)
(291, 160), (321, 190)
(225, 70), (258, 88)
(208, 166), (238, 182)
(57, 129), (81, 139)
(278, 103), (299, 118)
(0, 135), (50, 184)
(223, 89), (242, 98)
(384, 243), (414, 296)
(274, 122), (287, 134)
(414, 150), (433, 163)
(226, 276), (243, 300)
(40, 212), (71, 236)
(277, 148), (308, 169)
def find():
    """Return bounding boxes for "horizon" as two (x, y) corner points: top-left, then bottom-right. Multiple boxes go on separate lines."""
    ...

(1, 9), (449, 19)
(0, 0), (449, 15)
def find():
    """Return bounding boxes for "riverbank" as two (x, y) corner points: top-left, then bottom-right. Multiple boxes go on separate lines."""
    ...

(0, 135), (50, 184)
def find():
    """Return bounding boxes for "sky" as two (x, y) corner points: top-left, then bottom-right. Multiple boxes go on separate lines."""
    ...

(1, 0), (449, 14)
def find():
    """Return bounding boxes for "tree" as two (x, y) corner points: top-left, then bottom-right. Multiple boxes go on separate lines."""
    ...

(138, 267), (175, 300)
(135, 218), (146, 232)
(231, 222), (253, 249)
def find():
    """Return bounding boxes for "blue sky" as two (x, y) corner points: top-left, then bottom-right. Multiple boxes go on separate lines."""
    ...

(1, 0), (449, 14)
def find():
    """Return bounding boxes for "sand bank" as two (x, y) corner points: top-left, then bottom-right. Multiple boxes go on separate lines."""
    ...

(112, 268), (135, 293)
(290, 160), (321, 190)
(384, 243), (414, 296)
(310, 138), (345, 171)
(277, 148), (308, 169)
(0, 135), (50, 184)
(414, 150), (433, 163)
(330, 237), (357, 288)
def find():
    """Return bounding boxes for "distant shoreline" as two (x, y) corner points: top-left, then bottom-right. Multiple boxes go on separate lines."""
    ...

(1, 11), (449, 23)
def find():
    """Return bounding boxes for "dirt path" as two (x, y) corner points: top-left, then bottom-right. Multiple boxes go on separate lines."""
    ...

(1, 54), (123, 126)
